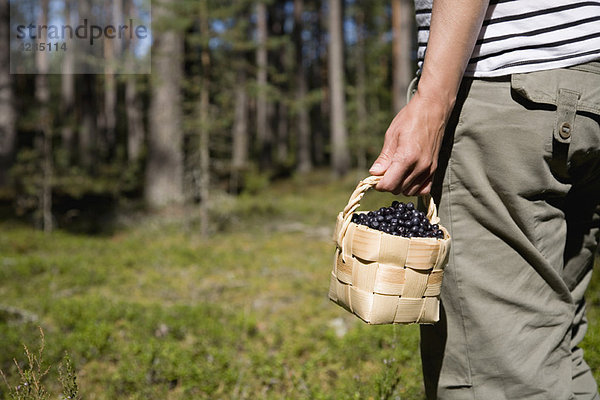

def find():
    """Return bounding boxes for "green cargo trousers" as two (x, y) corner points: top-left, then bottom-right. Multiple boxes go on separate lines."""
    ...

(420, 61), (600, 400)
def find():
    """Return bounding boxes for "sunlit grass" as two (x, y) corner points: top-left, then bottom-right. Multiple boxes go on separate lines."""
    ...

(0, 169), (597, 399)
(0, 170), (425, 399)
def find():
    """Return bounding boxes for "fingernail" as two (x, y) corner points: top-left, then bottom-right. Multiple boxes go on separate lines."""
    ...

(369, 162), (383, 174)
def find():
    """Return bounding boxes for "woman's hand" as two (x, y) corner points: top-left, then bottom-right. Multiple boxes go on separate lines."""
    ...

(370, 0), (489, 196)
(369, 89), (452, 195)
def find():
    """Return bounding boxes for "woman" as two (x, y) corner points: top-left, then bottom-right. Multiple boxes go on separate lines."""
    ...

(371, 0), (600, 398)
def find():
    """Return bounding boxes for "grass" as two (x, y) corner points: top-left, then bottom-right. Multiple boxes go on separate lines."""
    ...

(0, 169), (598, 399)
(0, 170), (423, 399)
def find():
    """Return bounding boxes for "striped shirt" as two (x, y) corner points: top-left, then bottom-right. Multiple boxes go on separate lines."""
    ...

(415, 0), (600, 77)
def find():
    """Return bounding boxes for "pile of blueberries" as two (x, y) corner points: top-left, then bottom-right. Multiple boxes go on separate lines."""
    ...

(351, 200), (445, 239)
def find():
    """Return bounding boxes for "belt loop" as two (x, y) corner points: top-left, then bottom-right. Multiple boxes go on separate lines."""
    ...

(554, 88), (580, 144)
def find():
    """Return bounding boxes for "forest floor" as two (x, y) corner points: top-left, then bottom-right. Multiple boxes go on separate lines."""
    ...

(0, 170), (598, 399)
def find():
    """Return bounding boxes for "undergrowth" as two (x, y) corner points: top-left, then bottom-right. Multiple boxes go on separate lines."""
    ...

(1, 328), (79, 400)
(0, 170), (597, 399)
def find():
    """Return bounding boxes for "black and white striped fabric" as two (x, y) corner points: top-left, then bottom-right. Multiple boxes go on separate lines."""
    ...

(415, 0), (600, 77)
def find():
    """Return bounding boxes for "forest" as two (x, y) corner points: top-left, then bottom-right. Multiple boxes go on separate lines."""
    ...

(1, 0), (599, 399)
(1, 0), (415, 233)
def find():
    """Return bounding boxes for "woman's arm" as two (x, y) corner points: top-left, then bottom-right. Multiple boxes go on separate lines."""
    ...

(370, 0), (489, 195)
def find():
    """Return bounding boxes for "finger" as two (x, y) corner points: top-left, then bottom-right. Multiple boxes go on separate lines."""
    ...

(376, 159), (414, 193)
(369, 130), (399, 176)
(406, 175), (433, 196)
(404, 168), (432, 196)
(415, 180), (433, 196)
(369, 151), (392, 176)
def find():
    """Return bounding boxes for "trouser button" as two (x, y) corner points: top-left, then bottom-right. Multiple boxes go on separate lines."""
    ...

(559, 122), (571, 139)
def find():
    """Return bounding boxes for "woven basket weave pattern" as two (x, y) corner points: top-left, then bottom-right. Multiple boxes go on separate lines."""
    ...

(328, 176), (451, 325)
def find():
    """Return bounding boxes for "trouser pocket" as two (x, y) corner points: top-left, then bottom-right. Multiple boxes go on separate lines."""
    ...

(511, 62), (600, 292)
(511, 61), (600, 184)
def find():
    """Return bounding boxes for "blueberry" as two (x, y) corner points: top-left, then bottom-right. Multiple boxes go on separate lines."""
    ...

(357, 199), (442, 237)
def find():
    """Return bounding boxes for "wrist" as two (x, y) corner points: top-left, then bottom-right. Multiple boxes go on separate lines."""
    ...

(412, 79), (457, 122)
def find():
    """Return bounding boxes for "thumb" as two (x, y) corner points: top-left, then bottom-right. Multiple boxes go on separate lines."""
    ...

(371, 117), (401, 175)
(369, 149), (393, 176)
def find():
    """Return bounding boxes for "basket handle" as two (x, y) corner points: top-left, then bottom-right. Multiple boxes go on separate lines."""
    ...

(337, 175), (441, 247)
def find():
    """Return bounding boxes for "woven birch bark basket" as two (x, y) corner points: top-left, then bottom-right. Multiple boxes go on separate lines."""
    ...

(328, 175), (451, 325)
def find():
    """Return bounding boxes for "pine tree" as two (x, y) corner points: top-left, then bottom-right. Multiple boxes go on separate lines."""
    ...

(255, 1), (273, 170)
(294, 0), (312, 173)
(328, 0), (350, 177)
(392, 0), (414, 112)
(0, 0), (16, 187)
(145, 0), (185, 207)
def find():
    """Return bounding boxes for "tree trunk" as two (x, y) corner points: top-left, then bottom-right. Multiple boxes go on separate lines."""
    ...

(125, 0), (144, 162)
(199, 0), (211, 237)
(36, 0), (52, 232)
(79, 75), (97, 168)
(78, 0), (96, 168)
(294, 0), (312, 173)
(312, 4), (327, 167)
(231, 65), (248, 193)
(103, 48), (116, 157)
(145, 0), (184, 208)
(328, 0), (349, 176)
(355, 7), (368, 172)
(313, 98), (326, 166)
(269, 2), (288, 166)
(126, 76), (144, 162)
(255, 1), (272, 170)
(199, 81), (210, 235)
(112, 0), (124, 55)
(392, 0), (413, 112)
(60, 0), (75, 161)
(276, 102), (288, 164)
(102, 0), (120, 157)
(0, 0), (16, 187)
